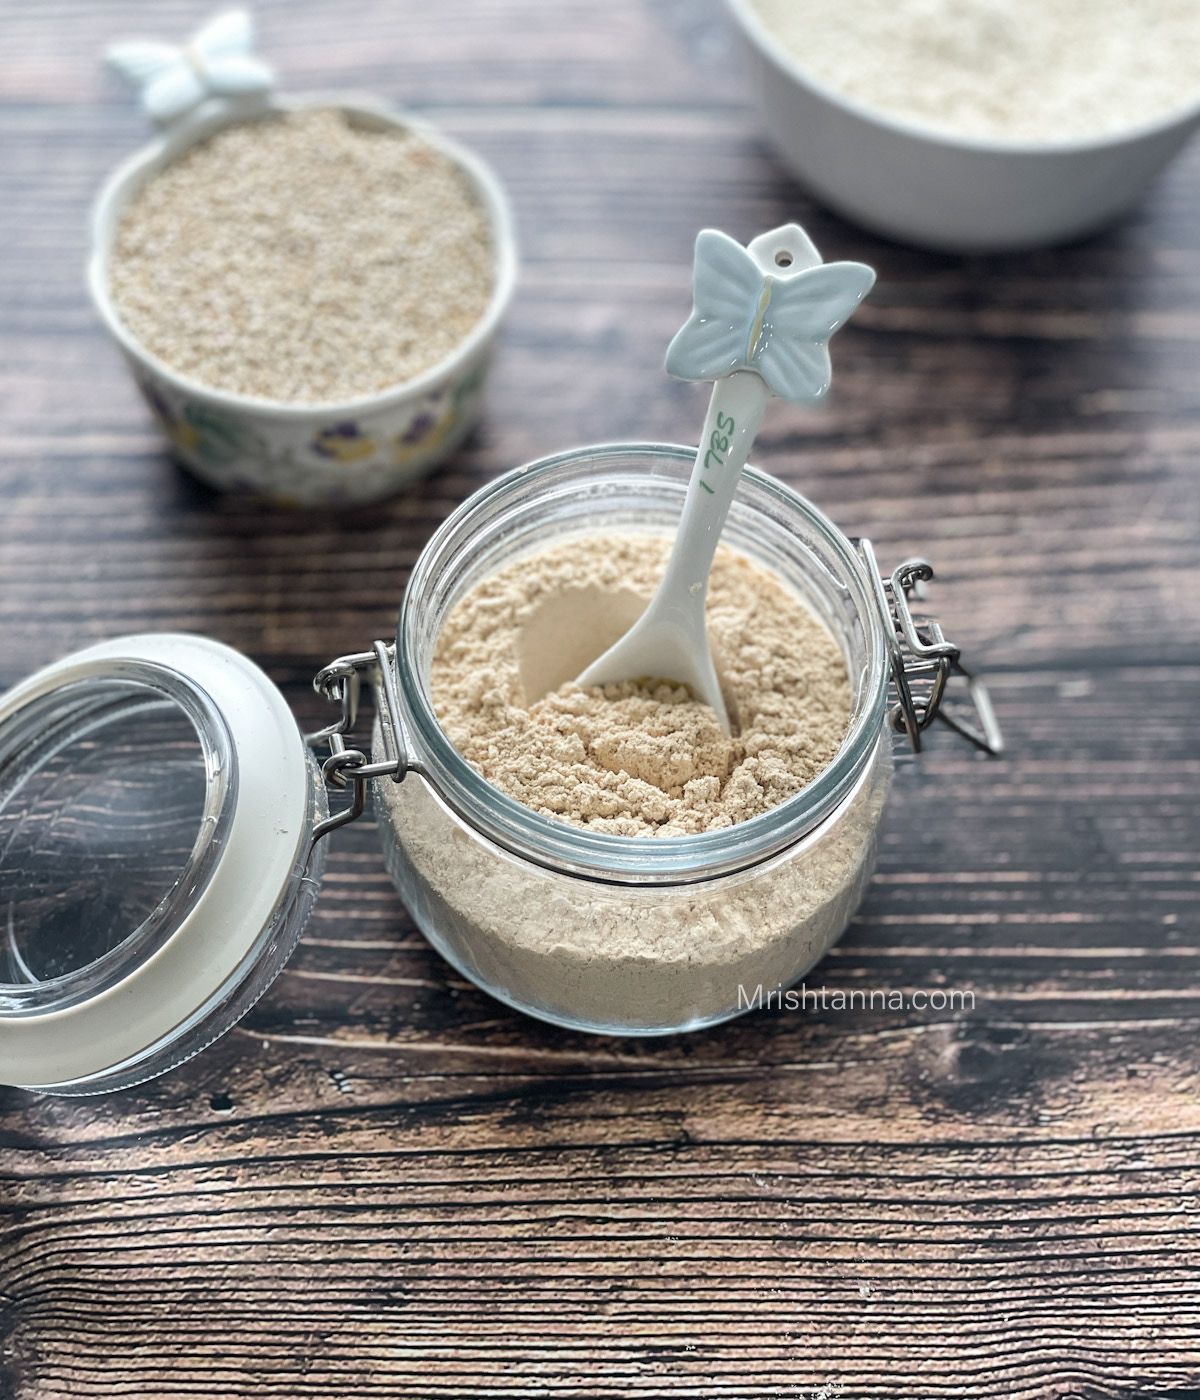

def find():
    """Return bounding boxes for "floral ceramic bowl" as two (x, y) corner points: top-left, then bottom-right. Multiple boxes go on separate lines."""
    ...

(89, 12), (517, 506)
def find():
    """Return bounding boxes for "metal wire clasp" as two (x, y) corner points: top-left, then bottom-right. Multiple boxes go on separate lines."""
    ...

(859, 539), (1003, 757)
(307, 640), (409, 842)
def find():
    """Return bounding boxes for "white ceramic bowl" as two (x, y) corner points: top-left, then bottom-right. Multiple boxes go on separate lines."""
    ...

(727, 0), (1200, 253)
(90, 93), (517, 506)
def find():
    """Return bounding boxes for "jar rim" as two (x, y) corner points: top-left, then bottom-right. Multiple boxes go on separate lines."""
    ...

(396, 442), (890, 884)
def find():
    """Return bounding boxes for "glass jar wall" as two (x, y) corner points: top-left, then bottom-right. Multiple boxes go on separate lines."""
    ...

(373, 444), (895, 1034)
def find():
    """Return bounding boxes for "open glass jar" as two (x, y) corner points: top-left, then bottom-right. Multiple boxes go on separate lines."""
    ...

(0, 445), (999, 1094)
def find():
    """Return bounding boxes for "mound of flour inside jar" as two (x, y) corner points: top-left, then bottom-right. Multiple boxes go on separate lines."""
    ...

(431, 533), (850, 836)
(751, 0), (1200, 143)
(108, 109), (494, 403)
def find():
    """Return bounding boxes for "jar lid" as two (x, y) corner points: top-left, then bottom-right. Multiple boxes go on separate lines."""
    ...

(0, 633), (320, 1091)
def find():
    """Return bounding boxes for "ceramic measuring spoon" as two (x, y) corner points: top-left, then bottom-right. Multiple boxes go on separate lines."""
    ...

(576, 223), (875, 733)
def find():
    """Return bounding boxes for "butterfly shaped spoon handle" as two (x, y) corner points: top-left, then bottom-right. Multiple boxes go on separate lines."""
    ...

(107, 9), (274, 129)
(575, 224), (874, 734)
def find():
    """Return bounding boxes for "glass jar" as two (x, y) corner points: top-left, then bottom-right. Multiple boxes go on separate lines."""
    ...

(375, 443), (895, 1033)
(0, 445), (998, 1093)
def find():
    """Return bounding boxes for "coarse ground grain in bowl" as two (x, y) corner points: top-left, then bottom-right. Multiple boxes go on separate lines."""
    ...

(107, 108), (494, 404)
(749, 0), (1200, 143)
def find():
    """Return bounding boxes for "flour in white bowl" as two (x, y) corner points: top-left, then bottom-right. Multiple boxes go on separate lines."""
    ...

(750, 0), (1200, 143)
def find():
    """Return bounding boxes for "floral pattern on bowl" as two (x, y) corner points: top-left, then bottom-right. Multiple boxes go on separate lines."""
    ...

(312, 422), (379, 465)
(133, 352), (489, 507)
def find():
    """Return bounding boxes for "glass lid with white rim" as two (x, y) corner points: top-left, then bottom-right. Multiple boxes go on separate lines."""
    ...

(0, 633), (327, 1094)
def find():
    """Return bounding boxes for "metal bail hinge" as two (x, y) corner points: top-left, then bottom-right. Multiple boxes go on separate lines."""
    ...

(859, 539), (1003, 757)
(307, 640), (411, 842)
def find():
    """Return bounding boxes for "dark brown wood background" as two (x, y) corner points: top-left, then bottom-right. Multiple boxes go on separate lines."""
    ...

(2, 1), (1199, 1396)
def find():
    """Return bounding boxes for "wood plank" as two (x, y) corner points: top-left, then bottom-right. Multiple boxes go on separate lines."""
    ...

(0, 0), (1198, 1395)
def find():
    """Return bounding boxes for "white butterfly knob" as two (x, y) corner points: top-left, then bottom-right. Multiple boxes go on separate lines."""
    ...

(107, 9), (274, 127)
(665, 224), (874, 403)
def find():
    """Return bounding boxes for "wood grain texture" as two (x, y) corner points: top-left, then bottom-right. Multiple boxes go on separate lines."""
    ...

(1, 1), (1199, 1396)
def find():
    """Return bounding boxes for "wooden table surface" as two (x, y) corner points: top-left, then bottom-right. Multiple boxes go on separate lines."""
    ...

(2, 1), (1199, 1396)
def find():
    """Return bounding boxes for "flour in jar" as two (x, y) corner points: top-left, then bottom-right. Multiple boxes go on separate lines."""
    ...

(751, 0), (1200, 143)
(375, 530), (883, 1031)
(430, 532), (850, 835)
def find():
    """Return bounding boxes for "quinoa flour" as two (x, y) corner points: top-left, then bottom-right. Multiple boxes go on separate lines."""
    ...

(109, 108), (494, 403)
(375, 530), (888, 1031)
(431, 533), (851, 836)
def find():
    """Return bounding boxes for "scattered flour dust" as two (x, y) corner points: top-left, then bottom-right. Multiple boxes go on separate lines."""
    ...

(374, 531), (890, 1032)
(109, 108), (494, 403)
(431, 533), (850, 837)
(750, 0), (1200, 142)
